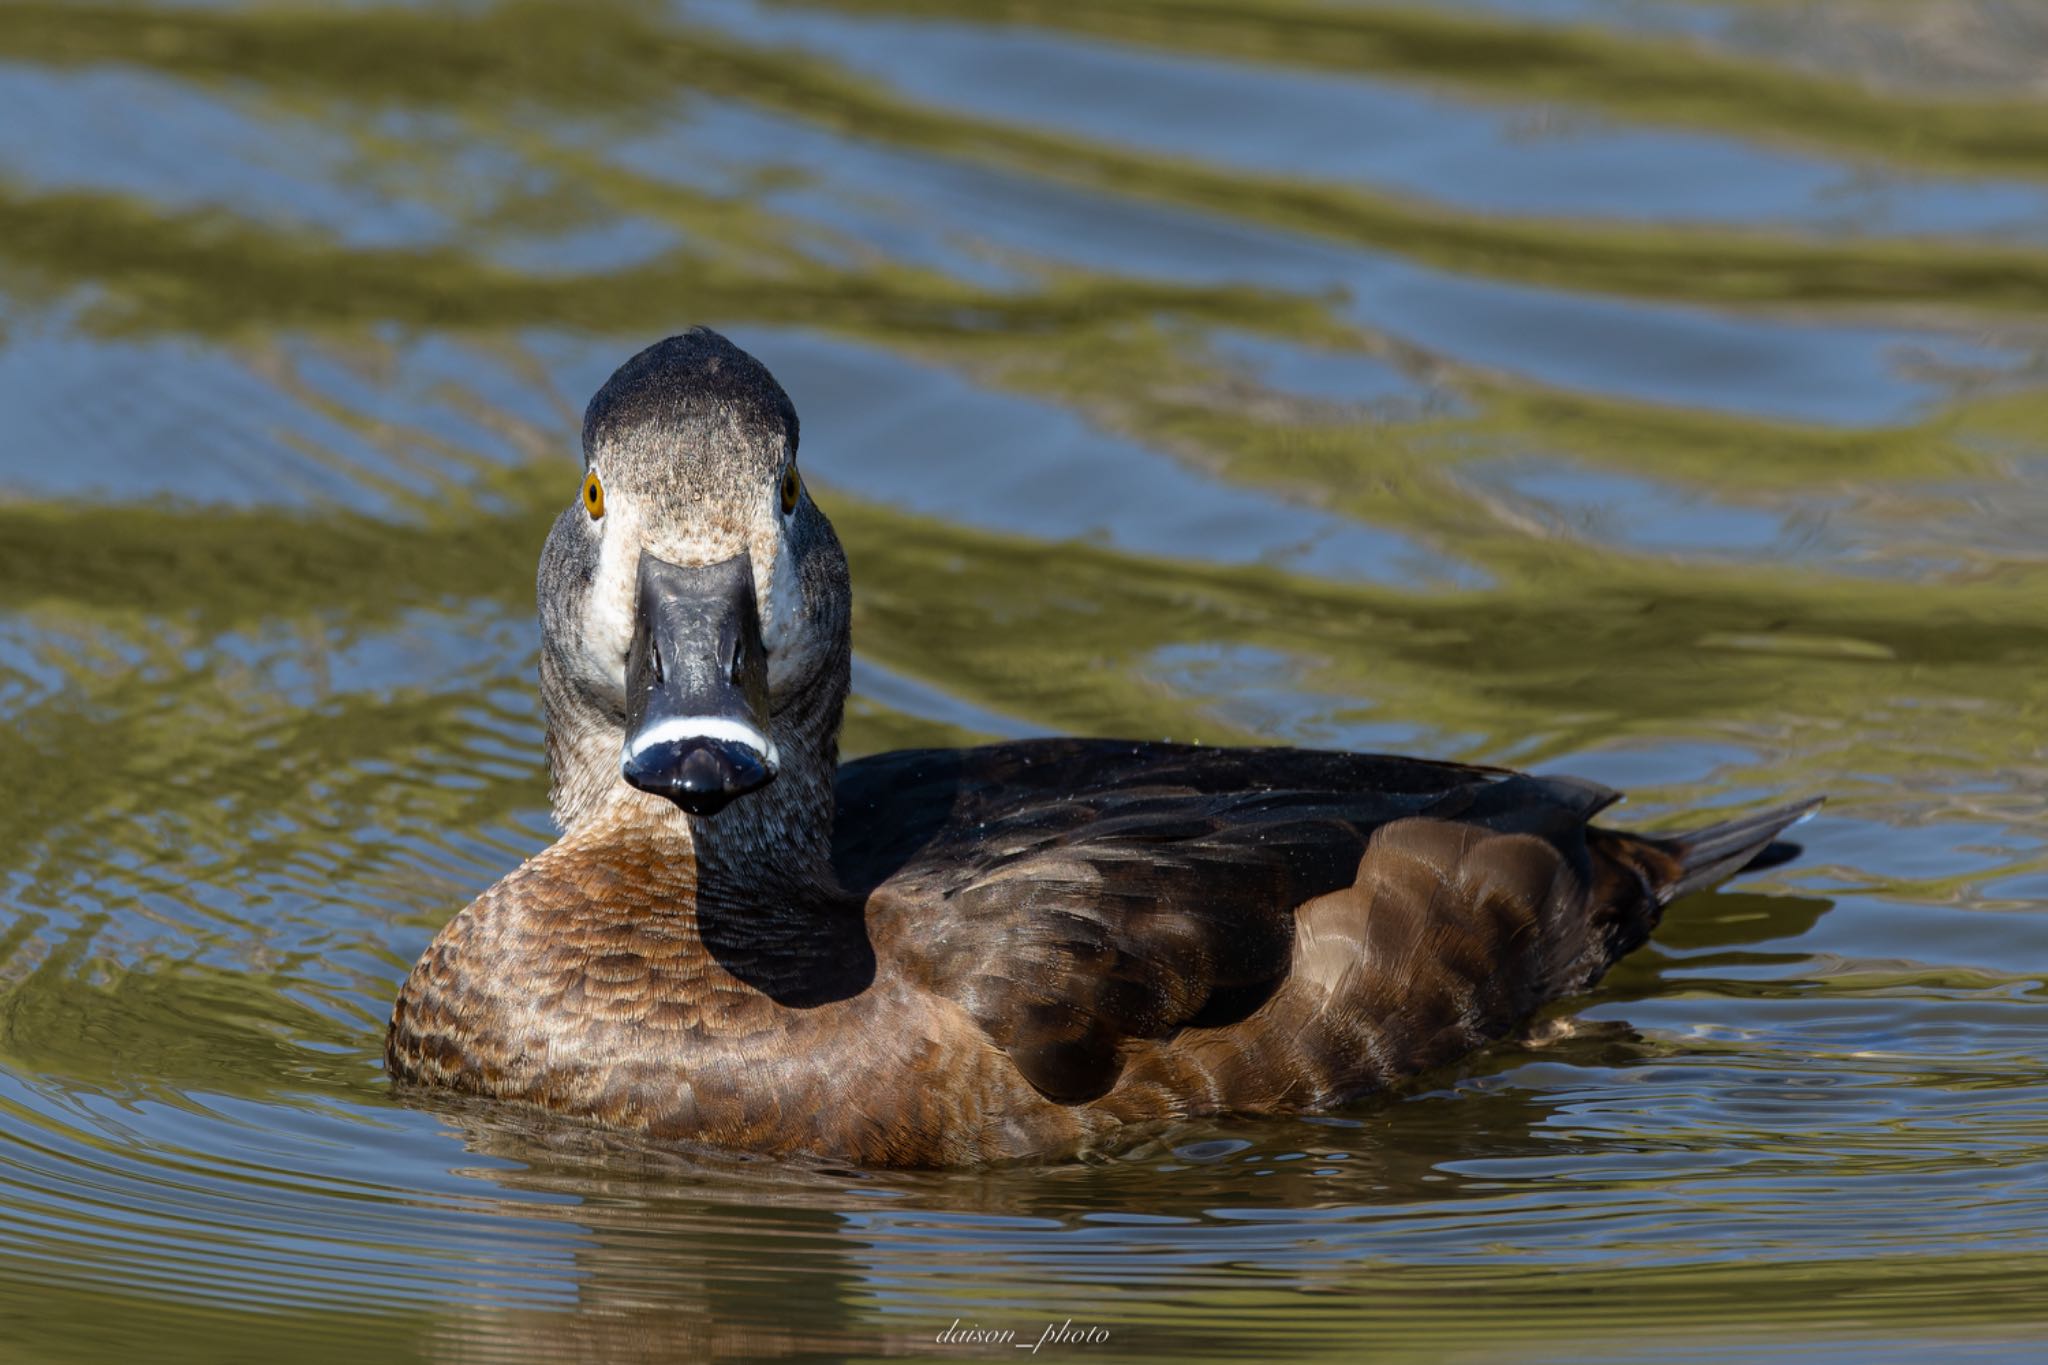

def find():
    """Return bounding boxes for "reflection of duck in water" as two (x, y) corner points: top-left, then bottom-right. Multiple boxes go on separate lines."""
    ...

(387, 329), (1818, 1166)
(409, 1079), (1601, 1363)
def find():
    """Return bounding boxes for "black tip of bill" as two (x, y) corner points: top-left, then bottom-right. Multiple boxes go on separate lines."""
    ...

(621, 731), (776, 817)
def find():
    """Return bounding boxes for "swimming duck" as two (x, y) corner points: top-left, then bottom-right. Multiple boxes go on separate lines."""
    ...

(387, 328), (1818, 1167)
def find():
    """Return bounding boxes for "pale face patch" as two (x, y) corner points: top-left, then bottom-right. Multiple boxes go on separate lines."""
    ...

(571, 447), (828, 724)
(576, 485), (640, 704)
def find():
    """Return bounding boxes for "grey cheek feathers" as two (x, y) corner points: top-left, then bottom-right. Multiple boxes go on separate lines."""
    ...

(761, 535), (823, 695)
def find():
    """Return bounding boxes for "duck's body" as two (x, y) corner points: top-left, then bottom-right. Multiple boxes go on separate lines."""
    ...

(387, 330), (1817, 1167)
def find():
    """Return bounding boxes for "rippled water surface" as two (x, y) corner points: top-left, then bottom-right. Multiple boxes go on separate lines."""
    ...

(5, 1), (2048, 1360)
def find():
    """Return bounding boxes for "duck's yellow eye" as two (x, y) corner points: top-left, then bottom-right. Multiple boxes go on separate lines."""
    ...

(582, 471), (605, 520)
(779, 465), (802, 516)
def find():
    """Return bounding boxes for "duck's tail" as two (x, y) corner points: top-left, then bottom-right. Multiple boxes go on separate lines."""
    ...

(1629, 797), (1825, 905)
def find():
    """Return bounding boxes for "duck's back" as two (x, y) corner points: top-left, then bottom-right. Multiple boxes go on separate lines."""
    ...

(834, 739), (1811, 1120)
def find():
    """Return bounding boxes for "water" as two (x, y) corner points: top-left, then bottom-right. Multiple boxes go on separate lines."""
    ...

(3, 0), (2047, 1359)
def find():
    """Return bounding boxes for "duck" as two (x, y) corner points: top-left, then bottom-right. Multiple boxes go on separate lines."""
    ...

(386, 327), (1820, 1167)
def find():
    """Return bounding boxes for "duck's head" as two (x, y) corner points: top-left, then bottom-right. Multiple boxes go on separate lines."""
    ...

(536, 329), (851, 846)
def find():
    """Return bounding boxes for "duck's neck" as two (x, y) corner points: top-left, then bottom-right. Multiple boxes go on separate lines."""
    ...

(541, 653), (847, 888)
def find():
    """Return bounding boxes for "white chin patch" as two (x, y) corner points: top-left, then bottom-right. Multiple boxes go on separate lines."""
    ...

(623, 716), (781, 768)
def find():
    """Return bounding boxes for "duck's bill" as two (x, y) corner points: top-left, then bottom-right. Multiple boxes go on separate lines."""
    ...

(620, 549), (780, 817)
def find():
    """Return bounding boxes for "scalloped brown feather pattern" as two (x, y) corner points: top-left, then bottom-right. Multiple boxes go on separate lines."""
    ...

(389, 739), (1808, 1165)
